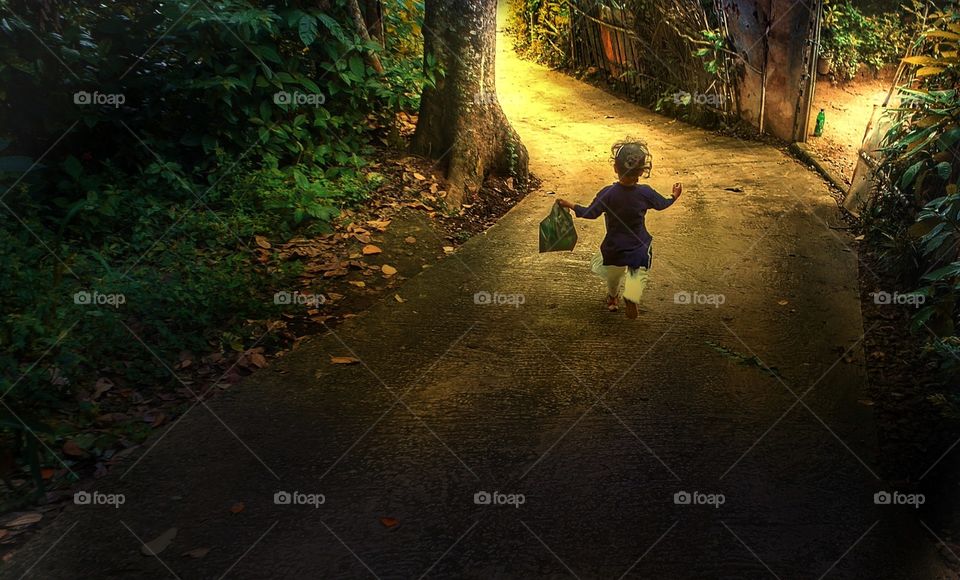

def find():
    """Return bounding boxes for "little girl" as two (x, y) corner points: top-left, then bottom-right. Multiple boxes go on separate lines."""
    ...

(557, 139), (681, 319)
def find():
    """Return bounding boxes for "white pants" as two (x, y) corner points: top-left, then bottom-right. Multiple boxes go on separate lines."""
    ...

(591, 252), (649, 303)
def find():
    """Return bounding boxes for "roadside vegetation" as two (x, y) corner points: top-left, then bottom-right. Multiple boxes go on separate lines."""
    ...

(818, 0), (923, 81)
(861, 5), (960, 415)
(0, 0), (431, 506)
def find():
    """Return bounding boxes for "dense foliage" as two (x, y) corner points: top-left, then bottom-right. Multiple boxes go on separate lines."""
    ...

(819, 0), (919, 81)
(509, 0), (734, 128)
(862, 6), (960, 402)
(0, 0), (427, 496)
(509, 0), (571, 68)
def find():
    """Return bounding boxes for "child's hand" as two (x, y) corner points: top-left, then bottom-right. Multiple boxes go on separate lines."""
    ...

(672, 183), (682, 200)
(556, 199), (575, 210)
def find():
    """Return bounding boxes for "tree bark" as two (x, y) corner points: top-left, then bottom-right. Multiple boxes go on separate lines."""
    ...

(347, 0), (384, 74)
(362, 0), (384, 45)
(411, 0), (529, 208)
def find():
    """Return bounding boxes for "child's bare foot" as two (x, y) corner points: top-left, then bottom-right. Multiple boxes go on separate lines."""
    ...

(624, 299), (639, 319)
(606, 295), (619, 312)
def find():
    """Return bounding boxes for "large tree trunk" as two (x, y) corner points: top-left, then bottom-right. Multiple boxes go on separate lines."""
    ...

(411, 0), (529, 208)
(362, 0), (384, 45)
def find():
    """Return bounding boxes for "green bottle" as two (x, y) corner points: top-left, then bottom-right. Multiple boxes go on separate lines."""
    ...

(814, 109), (826, 137)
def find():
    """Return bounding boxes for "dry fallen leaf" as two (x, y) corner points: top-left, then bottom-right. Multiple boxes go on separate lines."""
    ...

(63, 440), (86, 457)
(413, 172), (426, 181)
(249, 353), (268, 368)
(1, 512), (42, 528)
(381, 265), (397, 277)
(362, 245), (383, 255)
(367, 219), (391, 231)
(777, 300), (789, 306)
(379, 517), (399, 529)
(394, 294), (406, 303)
(443, 246), (454, 254)
(141, 527), (177, 556)
(330, 356), (361, 365)
(254, 235), (271, 249)
(349, 281), (366, 288)
(404, 236), (417, 244)
(92, 377), (114, 401)
(149, 412), (167, 428)
(182, 547), (210, 559)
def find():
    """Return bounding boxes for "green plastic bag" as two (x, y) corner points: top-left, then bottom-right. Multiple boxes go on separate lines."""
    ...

(539, 201), (578, 253)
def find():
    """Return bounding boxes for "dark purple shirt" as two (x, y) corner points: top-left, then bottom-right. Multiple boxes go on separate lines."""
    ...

(573, 182), (675, 269)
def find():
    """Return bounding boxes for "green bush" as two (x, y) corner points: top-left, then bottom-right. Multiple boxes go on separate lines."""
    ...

(820, 0), (915, 81)
(864, 6), (960, 404)
(509, 0), (571, 68)
(0, 0), (425, 493)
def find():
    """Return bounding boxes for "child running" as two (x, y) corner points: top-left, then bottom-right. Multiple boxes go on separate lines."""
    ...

(557, 139), (681, 319)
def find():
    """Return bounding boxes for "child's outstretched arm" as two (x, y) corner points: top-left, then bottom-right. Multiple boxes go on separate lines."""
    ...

(645, 182), (682, 210)
(557, 195), (604, 219)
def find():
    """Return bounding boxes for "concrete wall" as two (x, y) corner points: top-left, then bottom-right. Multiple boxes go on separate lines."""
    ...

(723, 0), (814, 141)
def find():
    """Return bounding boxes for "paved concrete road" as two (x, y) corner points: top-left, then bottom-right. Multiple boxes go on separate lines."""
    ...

(4, 8), (951, 580)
